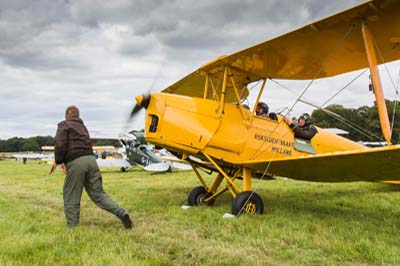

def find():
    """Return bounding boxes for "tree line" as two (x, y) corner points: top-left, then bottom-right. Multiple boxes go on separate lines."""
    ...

(312, 99), (400, 143)
(2, 100), (399, 151)
(0, 136), (121, 152)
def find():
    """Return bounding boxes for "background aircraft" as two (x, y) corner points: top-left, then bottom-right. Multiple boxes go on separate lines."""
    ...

(97, 129), (191, 172)
(15, 133), (186, 172)
(11, 153), (53, 164)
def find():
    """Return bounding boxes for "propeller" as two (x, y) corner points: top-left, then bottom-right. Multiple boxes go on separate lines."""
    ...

(129, 101), (144, 121)
(124, 58), (165, 133)
(126, 93), (151, 127)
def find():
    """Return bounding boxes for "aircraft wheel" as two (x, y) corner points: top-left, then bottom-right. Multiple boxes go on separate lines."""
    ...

(120, 167), (127, 172)
(188, 186), (214, 206)
(232, 191), (264, 215)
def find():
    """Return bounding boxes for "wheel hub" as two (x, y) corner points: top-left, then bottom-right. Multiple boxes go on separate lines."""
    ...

(244, 202), (257, 214)
(197, 194), (207, 205)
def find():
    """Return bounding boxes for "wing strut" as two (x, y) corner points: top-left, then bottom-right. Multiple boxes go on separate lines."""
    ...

(250, 78), (267, 124)
(361, 22), (391, 144)
(218, 67), (228, 116)
(203, 74), (209, 99)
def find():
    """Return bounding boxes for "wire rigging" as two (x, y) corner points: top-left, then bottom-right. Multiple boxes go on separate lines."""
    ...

(269, 74), (380, 141)
(371, 34), (400, 138)
(391, 68), (400, 140)
(236, 22), (400, 215)
(250, 23), (355, 160)
(284, 24), (356, 118)
(320, 70), (368, 108)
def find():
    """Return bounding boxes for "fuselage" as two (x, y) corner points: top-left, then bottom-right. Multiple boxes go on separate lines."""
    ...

(143, 93), (366, 169)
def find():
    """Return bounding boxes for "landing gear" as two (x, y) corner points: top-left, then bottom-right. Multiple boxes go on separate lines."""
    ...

(187, 153), (264, 215)
(231, 191), (264, 215)
(188, 186), (214, 206)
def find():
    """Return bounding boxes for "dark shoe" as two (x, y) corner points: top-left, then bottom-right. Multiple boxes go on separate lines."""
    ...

(119, 212), (133, 229)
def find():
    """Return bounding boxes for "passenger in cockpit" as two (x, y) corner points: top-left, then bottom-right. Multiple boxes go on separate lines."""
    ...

(284, 113), (317, 140)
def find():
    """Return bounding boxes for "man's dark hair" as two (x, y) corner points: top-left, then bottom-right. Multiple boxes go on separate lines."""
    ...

(65, 105), (80, 119)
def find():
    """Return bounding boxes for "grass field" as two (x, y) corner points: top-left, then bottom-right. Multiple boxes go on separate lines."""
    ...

(0, 159), (399, 265)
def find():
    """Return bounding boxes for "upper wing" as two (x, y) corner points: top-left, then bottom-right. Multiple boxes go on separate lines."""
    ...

(163, 0), (400, 99)
(162, 62), (254, 102)
(243, 145), (400, 182)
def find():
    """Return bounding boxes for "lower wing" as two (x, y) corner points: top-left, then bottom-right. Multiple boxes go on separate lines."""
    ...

(243, 145), (400, 182)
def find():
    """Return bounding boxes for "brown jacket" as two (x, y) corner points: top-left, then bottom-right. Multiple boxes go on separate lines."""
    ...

(290, 123), (318, 140)
(54, 117), (93, 164)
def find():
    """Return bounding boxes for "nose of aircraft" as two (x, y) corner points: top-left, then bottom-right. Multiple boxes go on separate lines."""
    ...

(135, 94), (151, 109)
(129, 94), (151, 121)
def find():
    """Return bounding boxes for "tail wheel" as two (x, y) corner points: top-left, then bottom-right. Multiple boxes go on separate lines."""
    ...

(232, 191), (264, 215)
(188, 186), (214, 206)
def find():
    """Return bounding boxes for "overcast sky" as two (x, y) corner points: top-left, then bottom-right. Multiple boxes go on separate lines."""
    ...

(1, 0), (399, 139)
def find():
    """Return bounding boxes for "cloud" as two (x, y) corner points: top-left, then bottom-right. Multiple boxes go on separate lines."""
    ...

(1, 0), (399, 140)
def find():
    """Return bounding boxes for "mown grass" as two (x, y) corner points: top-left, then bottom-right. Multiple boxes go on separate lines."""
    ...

(0, 159), (399, 266)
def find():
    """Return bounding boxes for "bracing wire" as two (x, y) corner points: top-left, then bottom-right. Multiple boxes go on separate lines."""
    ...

(235, 23), (376, 216)
(320, 69), (368, 108)
(391, 68), (400, 141)
(270, 75), (380, 141)
(297, 98), (379, 140)
(250, 23), (355, 160)
(397, 68), (400, 95)
(284, 24), (356, 117)
(371, 34), (400, 139)
(372, 35), (399, 94)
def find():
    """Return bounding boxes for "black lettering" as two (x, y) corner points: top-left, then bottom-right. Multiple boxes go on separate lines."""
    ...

(271, 146), (292, 156)
(255, 134), (294, 151)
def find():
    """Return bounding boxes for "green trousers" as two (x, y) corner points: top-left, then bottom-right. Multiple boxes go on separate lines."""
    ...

(63, 155), (122, 227)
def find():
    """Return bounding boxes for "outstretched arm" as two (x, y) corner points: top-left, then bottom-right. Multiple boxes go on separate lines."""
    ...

(54, 122), (68, 164)
(292, 126), (317, 140)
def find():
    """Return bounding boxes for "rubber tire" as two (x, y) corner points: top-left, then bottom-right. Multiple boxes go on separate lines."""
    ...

(232, 191), (264, 215)
(120, 167), (127, 172)
(188, 186), (214, 206)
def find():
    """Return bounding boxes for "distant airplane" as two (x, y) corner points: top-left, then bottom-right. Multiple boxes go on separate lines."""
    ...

(11, 153), (53, 163)
(96, 129), (191, 172)
(39, 134), (188, 172)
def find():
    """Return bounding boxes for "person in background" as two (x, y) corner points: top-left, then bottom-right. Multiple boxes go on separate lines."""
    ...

(49, 105), (133, 229)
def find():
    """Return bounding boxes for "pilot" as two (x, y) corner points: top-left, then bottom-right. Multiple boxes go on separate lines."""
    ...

(256, 102), (278, 120)
(255, 102), (269, 118)
(284, 113), (317, 140)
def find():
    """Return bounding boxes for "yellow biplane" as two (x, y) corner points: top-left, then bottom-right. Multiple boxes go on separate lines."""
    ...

(130, 0), (400, 215)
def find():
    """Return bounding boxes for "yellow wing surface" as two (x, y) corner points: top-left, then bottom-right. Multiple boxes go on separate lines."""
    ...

(243, 145), (400, 182)
(163, 0), (400, 99)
